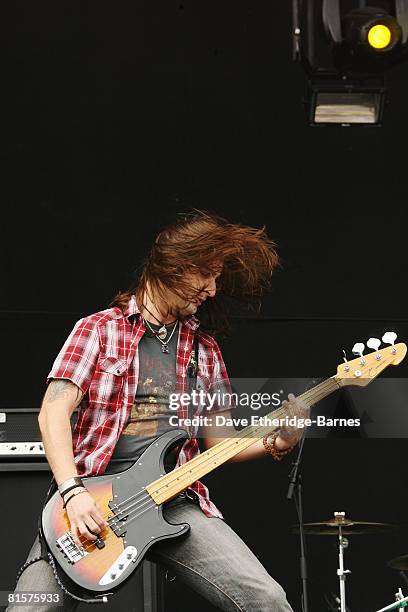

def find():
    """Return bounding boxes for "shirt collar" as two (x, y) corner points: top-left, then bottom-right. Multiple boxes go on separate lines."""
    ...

(116, 294), (200, 331)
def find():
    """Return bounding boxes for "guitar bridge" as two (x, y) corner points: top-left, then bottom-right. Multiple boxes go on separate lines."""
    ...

(56, 531), (88, 564)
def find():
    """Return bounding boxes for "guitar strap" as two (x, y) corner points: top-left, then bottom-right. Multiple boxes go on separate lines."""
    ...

(187, 331), (199, 378)
(186, 332), (200, 437)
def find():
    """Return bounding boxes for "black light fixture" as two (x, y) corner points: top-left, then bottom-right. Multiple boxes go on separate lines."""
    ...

(309, 77), (386, 124)
(292, 1), (408, 126)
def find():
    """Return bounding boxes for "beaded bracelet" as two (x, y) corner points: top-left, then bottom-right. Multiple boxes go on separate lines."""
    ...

(262, 430), (296, 461)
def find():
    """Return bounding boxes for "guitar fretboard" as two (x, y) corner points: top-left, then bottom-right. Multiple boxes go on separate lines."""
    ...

(146, 376), (340, 504)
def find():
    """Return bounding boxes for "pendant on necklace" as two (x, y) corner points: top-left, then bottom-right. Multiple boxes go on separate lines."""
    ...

(161, 344), (169, 354)
(158, 325), (168, 340)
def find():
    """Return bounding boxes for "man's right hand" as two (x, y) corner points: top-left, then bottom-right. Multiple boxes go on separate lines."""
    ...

(65, 488), (108, 548)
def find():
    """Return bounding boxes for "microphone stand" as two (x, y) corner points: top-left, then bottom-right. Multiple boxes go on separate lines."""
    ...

(287, 434), (309, 612)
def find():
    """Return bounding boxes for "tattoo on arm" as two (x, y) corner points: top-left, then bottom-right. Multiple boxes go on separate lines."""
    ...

(46, 380), (84, 406)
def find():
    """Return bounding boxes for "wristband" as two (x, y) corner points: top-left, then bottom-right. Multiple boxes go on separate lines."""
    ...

(61, 484), (86, 498)
(58, 477), (84, 498)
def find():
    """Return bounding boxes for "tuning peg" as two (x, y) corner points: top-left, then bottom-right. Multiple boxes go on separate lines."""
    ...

(382, 331), (397, 354)
(352, 342), (366, 365)
(367, 337), (381, 351)
(382, 331), (397, 345)
(342, 350), (350, 372)
(367, 337), (382, 361)
(352, 343), (365, 357)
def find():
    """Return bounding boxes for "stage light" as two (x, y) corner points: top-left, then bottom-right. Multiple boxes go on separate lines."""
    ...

(308, 81), (385, 126)
(292, 1), (408, 126)
(368, 24), (392, 49)
(340, 7), (402, 63)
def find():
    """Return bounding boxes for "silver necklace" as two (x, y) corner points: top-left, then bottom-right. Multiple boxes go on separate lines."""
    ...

(142, 302), (176, 340)
(144, 319), (179, 353)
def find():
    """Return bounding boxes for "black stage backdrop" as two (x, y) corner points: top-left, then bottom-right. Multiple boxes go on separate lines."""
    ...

(1, 2), (408, 611)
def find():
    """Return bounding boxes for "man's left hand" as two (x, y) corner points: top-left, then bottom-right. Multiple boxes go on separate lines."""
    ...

(276, 393), (310, 449)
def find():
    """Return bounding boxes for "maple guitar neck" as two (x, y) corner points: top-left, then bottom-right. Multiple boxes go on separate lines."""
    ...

(146, 340), (407, 505)
(146, 376), (340, 505)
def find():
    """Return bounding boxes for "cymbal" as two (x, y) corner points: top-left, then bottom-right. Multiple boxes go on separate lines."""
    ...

(290, 519), (396, 536)
(388, 555), (408, 571)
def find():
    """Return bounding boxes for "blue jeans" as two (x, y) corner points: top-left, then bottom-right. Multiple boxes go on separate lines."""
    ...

(7, 495), (293, 612)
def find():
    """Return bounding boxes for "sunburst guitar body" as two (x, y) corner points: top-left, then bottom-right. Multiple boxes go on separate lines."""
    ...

(41, 430), (190, 599)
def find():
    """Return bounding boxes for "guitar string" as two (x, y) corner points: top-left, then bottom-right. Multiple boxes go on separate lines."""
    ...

(77, 372), (373, 553)
(70, 354), (394, 551)
(107, 377), (338, 514)
(80, 377), (335, 522)
(84, 366), (375, 540)
(73, 377), (341, 550)
(73, 377), (340, 550)
(110, 376), (339, 513)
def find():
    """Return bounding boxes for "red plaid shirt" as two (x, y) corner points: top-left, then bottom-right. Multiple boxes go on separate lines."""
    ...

(47, 295), (234, 518)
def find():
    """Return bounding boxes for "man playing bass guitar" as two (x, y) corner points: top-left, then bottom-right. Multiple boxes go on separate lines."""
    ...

(9, 211), (309, 612)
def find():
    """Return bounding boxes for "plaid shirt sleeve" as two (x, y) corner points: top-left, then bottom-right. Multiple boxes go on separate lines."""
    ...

(206, 339), (236, 413)
(46, 317), (101, 395)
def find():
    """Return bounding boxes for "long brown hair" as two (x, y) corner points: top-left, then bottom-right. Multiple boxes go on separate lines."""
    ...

(110, 210), (279, 336)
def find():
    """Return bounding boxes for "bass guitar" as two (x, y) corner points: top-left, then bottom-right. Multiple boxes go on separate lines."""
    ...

(41, 335), (406, 601)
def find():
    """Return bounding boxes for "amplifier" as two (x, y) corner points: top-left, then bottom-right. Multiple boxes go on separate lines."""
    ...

(0, 408), (46, 468)
(0, 408), (76, 470)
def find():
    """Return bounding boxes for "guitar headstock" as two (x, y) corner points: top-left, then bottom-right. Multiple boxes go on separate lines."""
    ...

(335, 332), (407, 387)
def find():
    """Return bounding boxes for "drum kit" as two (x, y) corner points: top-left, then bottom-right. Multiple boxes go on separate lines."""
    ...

(291, 511), (408, 611)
